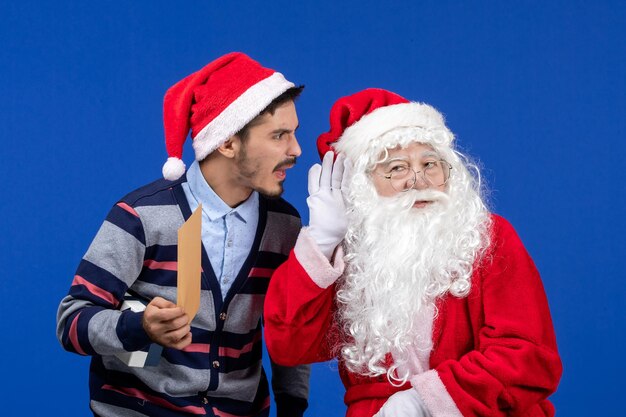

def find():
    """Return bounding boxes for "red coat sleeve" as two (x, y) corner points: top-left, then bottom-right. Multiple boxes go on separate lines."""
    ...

(264, 230), (343, 366)
(412, 215), (562, 417)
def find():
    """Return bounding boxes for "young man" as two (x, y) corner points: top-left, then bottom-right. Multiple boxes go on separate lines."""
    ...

(264, 88), (562, 417)
(57, 52), (310, 417)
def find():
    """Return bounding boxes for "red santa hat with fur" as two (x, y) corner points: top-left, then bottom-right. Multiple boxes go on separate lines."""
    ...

(316, 88), (454, 163)
(162, 52), (295, 180)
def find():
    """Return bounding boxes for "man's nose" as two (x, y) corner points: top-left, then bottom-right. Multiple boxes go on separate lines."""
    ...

(288, 135), (302, 157)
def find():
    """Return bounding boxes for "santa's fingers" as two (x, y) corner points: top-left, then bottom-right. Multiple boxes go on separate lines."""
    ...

(307, 163), (322, 195)
(330, 153), (346, 190)
(318, 151), (335, 190)
(340, 157), (352, 201)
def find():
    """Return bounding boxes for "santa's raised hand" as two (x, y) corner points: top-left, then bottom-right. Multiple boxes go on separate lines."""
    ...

(306, 151), (351, 259)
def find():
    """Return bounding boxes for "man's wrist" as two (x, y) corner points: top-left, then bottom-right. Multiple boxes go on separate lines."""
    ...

(116, 310), (152, 351)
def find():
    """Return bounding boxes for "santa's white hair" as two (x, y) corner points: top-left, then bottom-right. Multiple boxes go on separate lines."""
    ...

(332, 102), (492, 384)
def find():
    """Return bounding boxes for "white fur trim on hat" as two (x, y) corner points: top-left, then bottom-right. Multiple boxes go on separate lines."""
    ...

(192, 72), (295, 161)
(162, 157), (186, 181)
(334, 102), (453, 162)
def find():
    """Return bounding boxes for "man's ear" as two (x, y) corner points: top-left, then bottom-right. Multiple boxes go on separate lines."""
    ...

(216, 136), (241, 159)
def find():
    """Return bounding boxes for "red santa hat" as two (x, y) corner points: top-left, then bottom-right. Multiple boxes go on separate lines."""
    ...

(162, 52), (295, 180)
(317, 88), (452, 163)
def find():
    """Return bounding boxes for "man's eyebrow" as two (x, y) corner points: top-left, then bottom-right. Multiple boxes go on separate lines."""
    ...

(270, 125), (299, 134)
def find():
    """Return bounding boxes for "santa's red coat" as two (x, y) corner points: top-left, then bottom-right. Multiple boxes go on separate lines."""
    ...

(264, 215), (562, 417)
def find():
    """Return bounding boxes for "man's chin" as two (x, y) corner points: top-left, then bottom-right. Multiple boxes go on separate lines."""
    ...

(257, 182), (285, 200)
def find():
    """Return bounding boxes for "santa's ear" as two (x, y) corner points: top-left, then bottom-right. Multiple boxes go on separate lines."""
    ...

(216, 136), (240, 159)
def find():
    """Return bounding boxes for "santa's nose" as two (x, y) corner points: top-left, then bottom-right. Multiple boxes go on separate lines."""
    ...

(408, 174), (430, 190)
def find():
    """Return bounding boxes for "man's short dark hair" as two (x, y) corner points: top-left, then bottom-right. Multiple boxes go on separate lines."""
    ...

(236, 85), (304, 141)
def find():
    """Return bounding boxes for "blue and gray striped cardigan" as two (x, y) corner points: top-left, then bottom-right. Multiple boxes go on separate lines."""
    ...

(57, 175), (310, 417)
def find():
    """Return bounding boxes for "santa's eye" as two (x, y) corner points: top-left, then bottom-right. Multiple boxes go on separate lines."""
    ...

(387, 163), (409, 173)
(423, 161), (438, 170)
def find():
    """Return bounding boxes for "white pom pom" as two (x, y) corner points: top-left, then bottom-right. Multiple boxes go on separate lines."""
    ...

(162, 157), (186, 180)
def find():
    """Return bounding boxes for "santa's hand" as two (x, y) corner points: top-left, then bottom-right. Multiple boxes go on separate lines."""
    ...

(373, 389), (431, 417)
(306, 151), (351, 259)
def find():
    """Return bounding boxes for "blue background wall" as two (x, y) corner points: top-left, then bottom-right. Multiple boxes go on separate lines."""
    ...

(1, 1), (624, 415)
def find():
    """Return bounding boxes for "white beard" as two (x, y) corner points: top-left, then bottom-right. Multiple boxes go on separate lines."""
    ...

(336, 174), (491, 383)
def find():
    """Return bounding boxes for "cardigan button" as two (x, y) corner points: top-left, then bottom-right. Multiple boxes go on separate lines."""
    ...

(219, 312), (227, 320)
(212, 360), (220, 369)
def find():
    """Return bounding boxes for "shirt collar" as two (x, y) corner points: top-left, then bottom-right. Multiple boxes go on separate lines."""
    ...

(186, 160), (258, 223)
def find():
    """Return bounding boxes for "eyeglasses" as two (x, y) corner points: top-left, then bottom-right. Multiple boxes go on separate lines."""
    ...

(373, 160), (452, 192)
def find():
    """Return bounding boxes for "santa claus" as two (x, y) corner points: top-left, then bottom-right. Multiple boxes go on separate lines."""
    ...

(264, 88), (562, 417)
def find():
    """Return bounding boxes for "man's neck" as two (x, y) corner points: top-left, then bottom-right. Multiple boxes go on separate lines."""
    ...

(198, 156), (252, 208)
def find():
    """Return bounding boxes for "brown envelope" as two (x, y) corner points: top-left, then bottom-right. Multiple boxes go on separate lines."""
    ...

(177, 204), (202, 320)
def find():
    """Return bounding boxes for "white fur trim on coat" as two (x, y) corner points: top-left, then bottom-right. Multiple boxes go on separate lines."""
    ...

(294, 227), (345, 289)
(411, 370), (463, 417)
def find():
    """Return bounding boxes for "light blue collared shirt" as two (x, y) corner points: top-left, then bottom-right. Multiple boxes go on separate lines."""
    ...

(182, 160), (259, 300)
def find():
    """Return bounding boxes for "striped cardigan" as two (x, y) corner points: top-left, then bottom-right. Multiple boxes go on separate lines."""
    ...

(57, 176), (310, 417)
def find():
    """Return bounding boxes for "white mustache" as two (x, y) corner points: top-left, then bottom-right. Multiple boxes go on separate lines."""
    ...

(386, 189), (450, 210)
